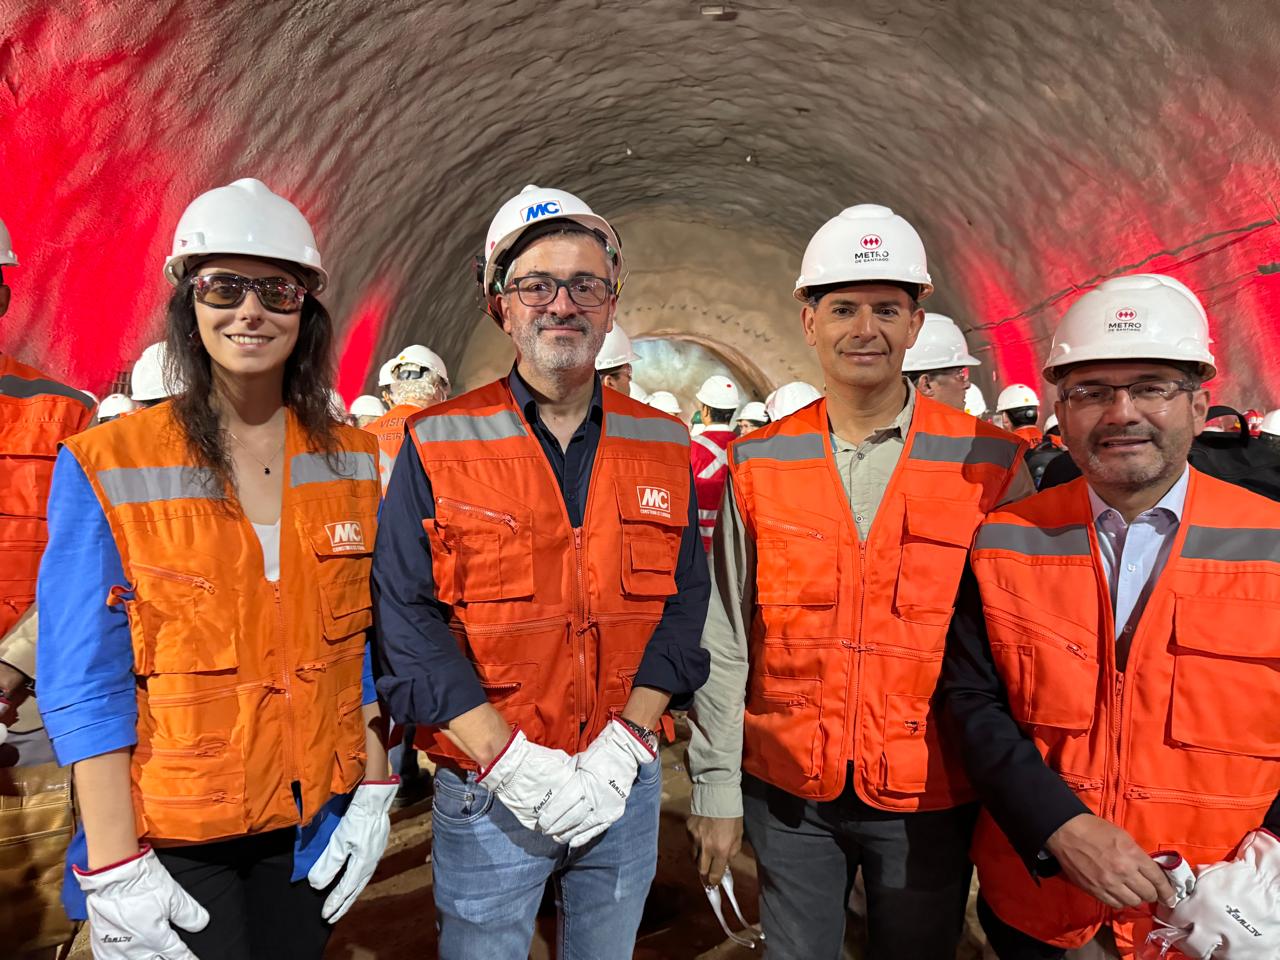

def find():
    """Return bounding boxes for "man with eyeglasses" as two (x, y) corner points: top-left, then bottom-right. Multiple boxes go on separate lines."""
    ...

(902, 312), (981, 411)
(943, 273), (1280, 958)
(372, 185), (710, 959)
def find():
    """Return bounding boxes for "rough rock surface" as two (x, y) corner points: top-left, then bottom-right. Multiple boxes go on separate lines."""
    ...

(4, 2), (1279, 403)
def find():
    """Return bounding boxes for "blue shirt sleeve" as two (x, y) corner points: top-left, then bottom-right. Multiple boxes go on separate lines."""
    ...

(372, 439), (487, 726)
(36, 448), (139, 766)
(633, 466), (712, 708)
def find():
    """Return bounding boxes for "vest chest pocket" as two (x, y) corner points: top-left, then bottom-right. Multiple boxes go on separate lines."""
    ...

(753, 513), (839, 607)
(1171, 596), (1280, 757)
(985, 607), (1099, 731)
(429, 497), (534, 603)
(895, 497), (980, 625)
(615, 477), (689, 598)
(305, 511), (377, 641)
(124, 565), (239, 675)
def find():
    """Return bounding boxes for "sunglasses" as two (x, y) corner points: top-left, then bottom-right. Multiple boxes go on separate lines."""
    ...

(192, 273), (307, 313)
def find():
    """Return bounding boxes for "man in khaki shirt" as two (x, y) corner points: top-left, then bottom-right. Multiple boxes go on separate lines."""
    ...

(686, 204), (1032, 959)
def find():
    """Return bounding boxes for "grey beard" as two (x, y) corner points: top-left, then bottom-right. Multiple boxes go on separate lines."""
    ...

(515, 320), (606, 376)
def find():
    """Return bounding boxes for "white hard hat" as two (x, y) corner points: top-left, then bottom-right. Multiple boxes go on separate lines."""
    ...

(902, 313), (981, 373)
(596, 323), (640, 369)
(481, 184), (624, 297)
(1044, 413), (1059, 432)
(996, 383), (1040, 412)
(737, 401), (768, 423)
(0, 217), (17, 267)
(628, 381), (650, 403)
(964, 384), (987, 417)
(1259, 410), (1280, 437)
(131, 341), (181, 402)
(164, 178), (328, 292)
(377, 357), (397, 387)
(389, 344), (449, 387)
(97, 393), (139, 419)
(349, 394), (386, 418)
(696, 375), (740, 411)
(1044, 273), (1216, 382)
(794, 204), (933, 302)
(766, 381), (822, 420)
(647, 390), (682, 417)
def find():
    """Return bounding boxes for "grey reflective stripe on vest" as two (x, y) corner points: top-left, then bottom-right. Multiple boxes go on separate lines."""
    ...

(289, 451), (378, 487)
(413, 409), (528, 444)
(1182, 526), (1280, 564)
(975, 523), (1091, 557)
(910, 433), (1020, 470)
(0, 374), (93, 407)
(98, 465), (224, 506)
(605, 413), (690, 447)
(732, 432), (826, 466)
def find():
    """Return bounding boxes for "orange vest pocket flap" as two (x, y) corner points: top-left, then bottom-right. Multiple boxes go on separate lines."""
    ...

(903, 496), (982, 547)
(880, 693), (932, 794)
(1173, 595), (1280, 659)
(614, 478), (690, 528)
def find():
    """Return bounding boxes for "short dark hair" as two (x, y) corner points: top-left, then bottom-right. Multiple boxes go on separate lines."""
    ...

(496, 223), (617, 294)
(1006, 406), (1038, 428)
(705, 405), (735, 424)
(807, 281), (920, 312)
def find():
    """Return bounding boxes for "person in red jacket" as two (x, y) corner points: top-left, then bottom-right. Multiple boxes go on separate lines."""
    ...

(690, 374), (741, 551)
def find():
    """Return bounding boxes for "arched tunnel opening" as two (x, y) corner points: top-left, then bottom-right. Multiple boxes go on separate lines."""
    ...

(7, 3), (1280, 959)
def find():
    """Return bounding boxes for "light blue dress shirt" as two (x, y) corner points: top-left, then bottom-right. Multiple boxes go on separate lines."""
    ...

(1086, 467), (1189, 668)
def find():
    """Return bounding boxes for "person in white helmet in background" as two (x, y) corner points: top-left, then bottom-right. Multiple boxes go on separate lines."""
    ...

(734, 400), (769, 437)
(38, 179), (391, 960)
(902, 313), (982, 411)
(691, 375), (741, 551)
(964, 382), (988, 418)
(688, 203), (1034, 960)
(647, 389), (684, 419)
(996, 383), (1043, 445)
(374, 184), (709, 960)
(377, 356), (397, 408)
(95, 392), (140, 424)
(0, 215), (95, 959)
(944, 272), (1280, 959)
(349, 393), (386, 428)
(596, 322), (640, 396)
(130, 340), (182, 406)
(1258, 410), (1280, 450)
(764, 379), (822, 420)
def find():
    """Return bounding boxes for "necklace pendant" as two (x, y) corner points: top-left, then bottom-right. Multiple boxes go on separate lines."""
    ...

(264, 467), (271, 475)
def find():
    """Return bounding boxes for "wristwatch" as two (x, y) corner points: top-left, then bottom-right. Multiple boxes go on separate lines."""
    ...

(618, 716), (660, 754)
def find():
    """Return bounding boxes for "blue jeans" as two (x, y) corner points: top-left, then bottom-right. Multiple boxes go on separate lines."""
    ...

(431, 756), (662, 960)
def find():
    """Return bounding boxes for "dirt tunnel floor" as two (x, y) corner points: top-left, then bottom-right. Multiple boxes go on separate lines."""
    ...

(67, 720), (994, 959)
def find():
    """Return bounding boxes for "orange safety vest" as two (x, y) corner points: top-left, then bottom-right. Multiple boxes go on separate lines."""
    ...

(730, 393), (1027, 809)
(1013, 424), (1043, 447)
(409, 378), (691, 766)
(970, 470), (1280, 948)
(64, 404), (380, 845)
(0, 355), (93, 640)
(365, 403), (420, 492)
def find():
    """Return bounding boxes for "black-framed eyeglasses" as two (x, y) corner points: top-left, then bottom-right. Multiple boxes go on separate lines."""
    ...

(504, 274), (612, 308)
(1061, 379), (1196, 410)
(192, 273), (306, 313)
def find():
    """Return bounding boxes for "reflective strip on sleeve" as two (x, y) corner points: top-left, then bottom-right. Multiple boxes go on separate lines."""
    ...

(910, 433), (1021, 471)
(732, 433), (825, 466)
(0, 374), (94, 407)
(98, 465), (224, 506)
(605, 413), (690, 447)
(413, 409), (529, 444)
(974, 522), (1091, 557)
(1182, 526), (1280, 564)
(289, 451), (379, 487)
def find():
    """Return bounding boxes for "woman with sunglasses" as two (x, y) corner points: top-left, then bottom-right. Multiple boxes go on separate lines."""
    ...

(37, 179), (392, 960)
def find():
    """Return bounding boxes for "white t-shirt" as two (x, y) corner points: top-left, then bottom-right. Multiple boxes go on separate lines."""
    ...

(251, 520), (281, 582)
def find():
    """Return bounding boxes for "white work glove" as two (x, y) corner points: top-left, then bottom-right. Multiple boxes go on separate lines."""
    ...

(307, 778), (399, 923)
(477, 727), (577, 832)
(537, 718), (656, 848)
(1155, 830), (1280, 959)
(74, 845), (209, 960)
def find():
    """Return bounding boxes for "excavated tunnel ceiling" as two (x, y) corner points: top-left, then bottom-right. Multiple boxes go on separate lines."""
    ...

(4, 0), (1280, 408)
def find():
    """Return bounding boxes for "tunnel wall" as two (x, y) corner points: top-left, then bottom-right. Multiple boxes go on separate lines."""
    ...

(3, 1), (1280, 413)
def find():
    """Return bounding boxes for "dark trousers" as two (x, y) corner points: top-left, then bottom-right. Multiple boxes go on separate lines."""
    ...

(977, 896), (1069, 959)
(155, 828), (333, 960)
(742, 772), (977, 960)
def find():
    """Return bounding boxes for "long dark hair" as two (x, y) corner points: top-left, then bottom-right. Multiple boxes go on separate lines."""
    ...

(163, 277), (339, 494)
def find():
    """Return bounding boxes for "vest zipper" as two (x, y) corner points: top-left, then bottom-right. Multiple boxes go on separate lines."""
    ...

(1057, 772), (1105, 791)
(131, 563), (215, 594)
(850, 540), (868, 766)
(435, 496), (519, 533)
(454, 614), (569, 636)
(134, 739), (229, 759)
(139, 790), (231, 805)
(273, 581), (299, 784)
(757, 516), (826, 540)
(1104, 672), (1125, 822)
(1124, 785), (1275, 808)
(573, 528), (589, 726)
(758, 692), (808, 708)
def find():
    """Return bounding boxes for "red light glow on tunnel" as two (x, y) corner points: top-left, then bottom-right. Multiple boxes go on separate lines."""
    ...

(335, 281), (393, 404)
